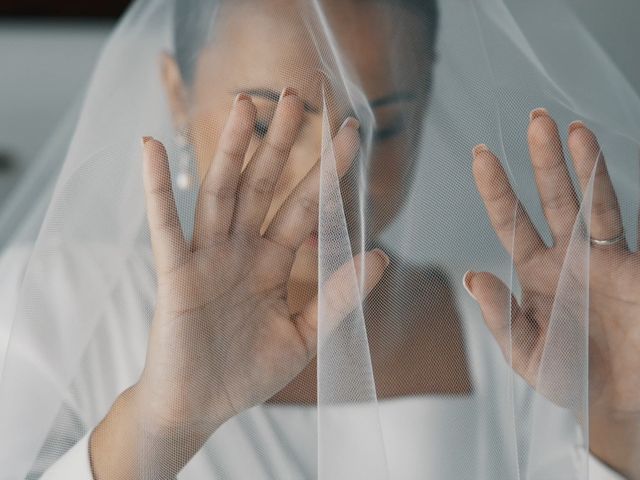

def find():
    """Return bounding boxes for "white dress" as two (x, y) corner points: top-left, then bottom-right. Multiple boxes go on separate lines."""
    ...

(0, 245), (625, 479)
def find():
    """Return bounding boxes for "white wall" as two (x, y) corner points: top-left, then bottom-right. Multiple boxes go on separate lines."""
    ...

(0, 21), (112, 204)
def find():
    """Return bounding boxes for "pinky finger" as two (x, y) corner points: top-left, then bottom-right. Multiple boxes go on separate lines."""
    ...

(142, 137), (188, 271)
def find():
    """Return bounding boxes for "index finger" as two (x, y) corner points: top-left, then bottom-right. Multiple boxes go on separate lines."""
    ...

(142, 137), (188, 272)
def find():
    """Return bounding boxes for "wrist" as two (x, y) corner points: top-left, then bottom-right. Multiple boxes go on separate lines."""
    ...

(91, 384), (223, 480)
(130, 380), (226, 439)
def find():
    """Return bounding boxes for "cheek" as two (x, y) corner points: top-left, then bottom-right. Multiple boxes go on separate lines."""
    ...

(343, 140), (413, 237)
(277, 134), (321, 192)
(262, 125), (322, 231)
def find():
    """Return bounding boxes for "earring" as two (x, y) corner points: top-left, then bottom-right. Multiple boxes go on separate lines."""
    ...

(175, 126), (194, 190)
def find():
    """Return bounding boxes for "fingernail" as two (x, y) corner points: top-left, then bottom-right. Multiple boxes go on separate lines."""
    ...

(234, 93), (251, 106)
(373, 248), (390, 269)
(568, 120), (586, 134)
(529, 107), (548, 121)
(340, 117), (360, 131)
(279, 87), (298, 101)
(463, 271), (477, 301)
(142, 136), (153, 146)
(472, 144), (489, 157)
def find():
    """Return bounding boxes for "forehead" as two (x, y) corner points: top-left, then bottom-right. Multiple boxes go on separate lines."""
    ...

(192, 1), (431, 104)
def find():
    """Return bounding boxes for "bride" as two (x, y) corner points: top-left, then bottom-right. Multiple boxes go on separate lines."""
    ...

(1, 0), (638, 478)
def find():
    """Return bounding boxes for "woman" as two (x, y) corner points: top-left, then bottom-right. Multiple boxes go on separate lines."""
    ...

(0, 0), (638, 478)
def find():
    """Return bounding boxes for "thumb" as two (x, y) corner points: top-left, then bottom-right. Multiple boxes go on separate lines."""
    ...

(464, 270), (539, 383)
(292, 249), (390, 358)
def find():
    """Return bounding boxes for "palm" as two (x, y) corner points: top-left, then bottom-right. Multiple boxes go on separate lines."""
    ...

(585, 249), (640, 414)
(471, 110), (640, 417)
(151, 237), (307, 421)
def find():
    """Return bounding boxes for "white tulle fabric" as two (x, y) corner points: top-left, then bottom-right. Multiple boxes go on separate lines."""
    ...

(0, 0), (639, 478)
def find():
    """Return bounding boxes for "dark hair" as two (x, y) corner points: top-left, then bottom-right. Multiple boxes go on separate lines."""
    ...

(173, 0), (439, 85)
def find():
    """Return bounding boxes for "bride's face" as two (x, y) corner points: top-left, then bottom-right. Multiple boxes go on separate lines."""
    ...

(163, 0), (434, 283)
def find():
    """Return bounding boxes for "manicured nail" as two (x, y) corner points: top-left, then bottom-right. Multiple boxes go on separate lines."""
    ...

(279, 87), (298, 101)
(340, 117), (360, 131)
(234, 93), (251, 106)
(463, 271), (477, 301)
(373, 248), (391, 268)
(529, 107), (548, 121)
(472, 144), (489, 157)
(568, 120), (586, 134)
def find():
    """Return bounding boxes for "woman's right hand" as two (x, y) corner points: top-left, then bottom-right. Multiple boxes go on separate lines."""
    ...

(90, 89), (387, 479)
(136, 89), (388, 433)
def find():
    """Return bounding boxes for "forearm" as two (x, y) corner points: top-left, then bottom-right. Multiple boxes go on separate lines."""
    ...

(590, 413), (640, 480)
(89, 385), (219, 480)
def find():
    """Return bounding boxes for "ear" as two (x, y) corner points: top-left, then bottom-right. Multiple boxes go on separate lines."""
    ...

(160, 51), (189, 129)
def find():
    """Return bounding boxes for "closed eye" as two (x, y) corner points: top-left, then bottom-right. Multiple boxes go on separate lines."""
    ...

(374, 117), (408, 142)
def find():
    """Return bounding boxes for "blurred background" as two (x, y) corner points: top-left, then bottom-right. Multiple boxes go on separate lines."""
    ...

(0, 0), (639, 209)
(0, 1), (130, 206)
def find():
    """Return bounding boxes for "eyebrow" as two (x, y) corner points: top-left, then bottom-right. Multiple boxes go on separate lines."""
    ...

(236, 88), (416, 114)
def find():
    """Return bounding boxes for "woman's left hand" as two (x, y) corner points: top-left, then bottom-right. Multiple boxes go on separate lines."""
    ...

(469, 108), (640, 478)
